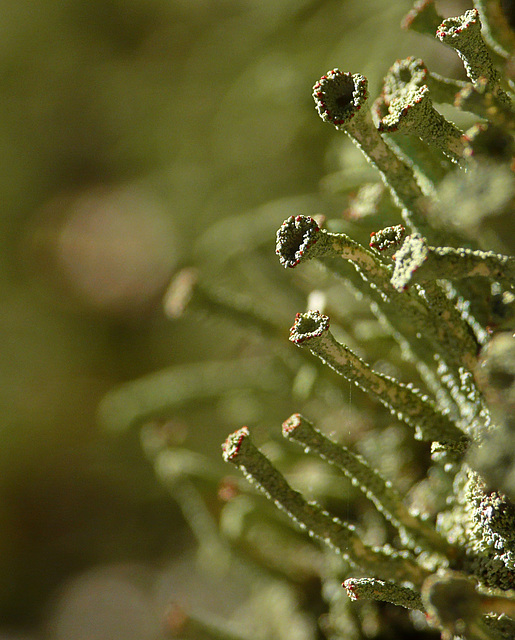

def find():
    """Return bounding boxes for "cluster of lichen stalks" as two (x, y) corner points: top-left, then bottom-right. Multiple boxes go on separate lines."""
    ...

(222, 5), (515, 640)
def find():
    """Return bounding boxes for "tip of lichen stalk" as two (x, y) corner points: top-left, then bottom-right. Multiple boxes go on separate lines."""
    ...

(343, 580), (359, 601)
(312, 69), (368, 128)
(370, 225), (406, 253)
(276, 215), (320, 268)
(289, 310), (330, 344)
(401, 0), (442, 33)
(436, 8), (479, 40)
(282, 413), (302, 437)
(378, 85), (430, 133)
(163, 267), (198, 319)
(382, 57), (428, 106)
(222, 427), (250, 462)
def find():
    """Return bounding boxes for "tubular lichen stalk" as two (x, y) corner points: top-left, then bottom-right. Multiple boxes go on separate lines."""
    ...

(436, 9), (512, 108)
(312, 69), (432, 236)
(282, 413), (460, 557)
(401, 0), (443, 38)
(392, 234), (515, 291)
(289, 310), (467, 447)
(343, 577), (425, 611)
(378, 85), (466, 163)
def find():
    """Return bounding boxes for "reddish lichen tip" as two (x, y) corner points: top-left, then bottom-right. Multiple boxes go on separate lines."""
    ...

(276, 215), (321, 268)
(289, 310), (330, 344)
(436, 8), (480, 40)
(222, 427), (250, 462)
(343, 580), (360, 601)
(282, 413), (302, 437)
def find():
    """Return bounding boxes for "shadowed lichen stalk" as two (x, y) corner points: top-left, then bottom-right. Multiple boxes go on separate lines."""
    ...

(281, 413), (458, 557)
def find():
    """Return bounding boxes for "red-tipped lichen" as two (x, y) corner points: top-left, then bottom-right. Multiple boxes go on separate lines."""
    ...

(312, 69), (368, 128)
(370, 225), (407, 255)
(275, 215), (321, 268)
(289, 310), (330, 345)
(222, 426), (250, 462)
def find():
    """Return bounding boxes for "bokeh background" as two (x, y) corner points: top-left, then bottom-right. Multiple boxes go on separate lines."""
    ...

(0, 0), (472, 637)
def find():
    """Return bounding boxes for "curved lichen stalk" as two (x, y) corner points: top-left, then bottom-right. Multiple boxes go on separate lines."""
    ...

(391, 234), (515, 292)
(282, 413), (459, 557)
(288, 310), (466, 448)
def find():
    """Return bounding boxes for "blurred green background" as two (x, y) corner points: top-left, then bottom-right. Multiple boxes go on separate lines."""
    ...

(0, 0), (470, 636)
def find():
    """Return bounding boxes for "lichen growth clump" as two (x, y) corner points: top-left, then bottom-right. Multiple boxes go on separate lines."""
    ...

(222, 4), (515, 639)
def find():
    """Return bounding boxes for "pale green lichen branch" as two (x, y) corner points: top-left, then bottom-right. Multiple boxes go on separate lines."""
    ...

(391, 233), (515, 291)
(343, 577), (425, 611)
(415, 278), (481, 379)
(289, 310), (467, 447)
(163, 267), (286, 339)
(282, 413), (460, 557)
(378, 85), (466, 163)
(436, 9), (512, 108)
(98, 356), (289, 433)
(222, 427), (430, 585)
(401, 1), (443, 38)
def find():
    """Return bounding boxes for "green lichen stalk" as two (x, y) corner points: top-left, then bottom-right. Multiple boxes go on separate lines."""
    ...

(436, 9), (512, 108)
(288, 310), (465, 447)
(282, 413), (457, 556)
